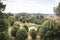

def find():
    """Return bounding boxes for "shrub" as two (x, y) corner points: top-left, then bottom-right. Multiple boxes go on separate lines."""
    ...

(39, 20), (60, 40)
(8, 16), (15, 26)
(30, 29), (37, 40)
(11, 26), (19, 37)
(10, 20), (14, 26)
(0, 32), (9, 40)
(16, 28), (28, 40)
(23, 25), (28, 32)
(0, 19), (8, 32)
(37, 26), (41, 35)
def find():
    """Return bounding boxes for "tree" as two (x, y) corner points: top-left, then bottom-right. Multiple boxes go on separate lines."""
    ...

(39, 20), (60, 40)
(0, 32), (9, 40)
(3, 13), (14, 19)
(0, 1), (8, 32)
(37, 26), (41, 35)
(10, 20), (14, 26)
(0, 2), (6, 12)
(0, 2), (6, 19)
(11, 26), (19, 38)
(16, 28), (28, 40)
(30, 29), (37, 40)
(54, 3), (60, 16)
(23, 25), (28, 32)
(8, 16), (15, 26)
(0, 19), (8, 32)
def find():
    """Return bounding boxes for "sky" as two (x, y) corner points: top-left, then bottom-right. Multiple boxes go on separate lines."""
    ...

(2, 0), (60, 14)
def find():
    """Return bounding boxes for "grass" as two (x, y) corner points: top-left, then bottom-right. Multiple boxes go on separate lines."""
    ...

(8, 21), (40, 40)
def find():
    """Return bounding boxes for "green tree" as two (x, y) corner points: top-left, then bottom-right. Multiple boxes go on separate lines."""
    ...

(54, 3), (60, 16)
(16, 28), (28, 40)
(0, 2), (6, 19)
(3, 13), (14, 19)
(0, 2), (8, 32)
(0, 2), (6, 12)
(39, 20), (60, 40)
(0, 32), (9, 40)
(11, 26), (19, 38)
(0, 1), (9, 40)
(8, 16), (15, 26)
(37, 26), (41, 35)
(30, 29), (37, 40)
(0, 19), (8, 32)
(23, 25), (28, 32)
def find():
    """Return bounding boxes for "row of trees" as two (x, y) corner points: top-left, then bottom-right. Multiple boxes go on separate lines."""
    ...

(11, 24), (37, 40)
(0, 0), (60, 40)
(11, 20), (60, 40)
(19, 15), (44, 25)
(15, 13), (44, 25)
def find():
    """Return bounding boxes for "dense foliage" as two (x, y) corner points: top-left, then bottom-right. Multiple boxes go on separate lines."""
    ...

(0, 2), (9, 40)
(11, 26), (19, 37)
(54, 3), (60, 16)
(0, 19), (8, 32)
(8, 16), (15, 26)
(39, 20), (60, 40)
(30, 29), (37, 40)
(23, 25), (28, 32)
(15, 13), (44, 25)
(3, 13), (14, 19)
(0, 2), (8, 32)
(37, 26), (41, 35)
(16, 28), (28, 40)
(0, 32), (9, 40)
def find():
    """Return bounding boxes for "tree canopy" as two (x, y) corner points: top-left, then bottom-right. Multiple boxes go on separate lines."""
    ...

(54, 3), (60, 16)
(0, 2), (8, 32)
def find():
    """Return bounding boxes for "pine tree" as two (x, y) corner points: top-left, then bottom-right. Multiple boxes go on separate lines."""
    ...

(0, 1), (9, 40)
(54, 3), (60, 16)
(0, 1), (8, 32)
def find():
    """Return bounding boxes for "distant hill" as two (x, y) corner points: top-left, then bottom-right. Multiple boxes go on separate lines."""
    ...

(14, 13), (55, 17)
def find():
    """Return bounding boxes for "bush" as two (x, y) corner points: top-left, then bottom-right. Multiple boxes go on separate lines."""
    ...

(11, 26), (19, 37)
(39, 20), (60, 40)
(37, 26), (41, 35)
(10, 20), (14, 26)
(0, 19), (8, 32)
(30, 29), (37, 40)
(8, 16), (15, 26)
(16, 28), (28, 40)
(0, 32), (9, 40)
(23, 25), (28, 32)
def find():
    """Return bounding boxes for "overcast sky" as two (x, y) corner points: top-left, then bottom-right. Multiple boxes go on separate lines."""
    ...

(2, 0), (60, 14)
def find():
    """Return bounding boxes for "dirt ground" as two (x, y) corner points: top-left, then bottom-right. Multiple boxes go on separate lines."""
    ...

(27, 35), (40, 40)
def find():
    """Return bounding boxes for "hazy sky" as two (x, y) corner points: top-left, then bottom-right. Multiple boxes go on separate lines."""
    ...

(3, 0), (60, 14)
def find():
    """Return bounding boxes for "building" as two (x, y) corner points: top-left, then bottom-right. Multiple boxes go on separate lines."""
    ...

(44, 14), (60, 21)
